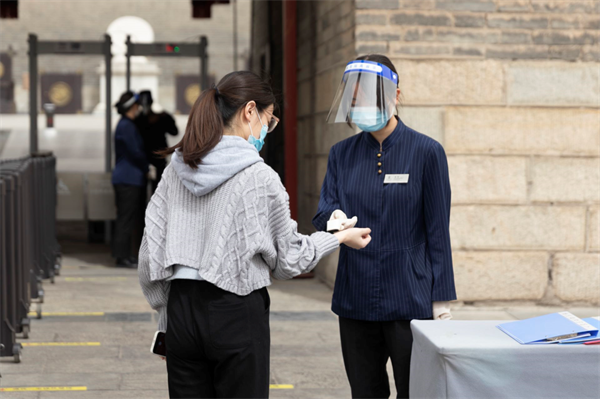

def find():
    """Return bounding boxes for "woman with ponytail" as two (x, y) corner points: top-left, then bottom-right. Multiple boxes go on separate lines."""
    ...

(138, 71), (372, 398)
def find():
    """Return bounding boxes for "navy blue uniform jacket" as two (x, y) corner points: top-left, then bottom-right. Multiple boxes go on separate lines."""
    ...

(112, 117), (149, 187)
(313, 118), (457, 321)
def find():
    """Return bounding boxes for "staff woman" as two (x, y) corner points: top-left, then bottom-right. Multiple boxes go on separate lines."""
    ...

(313, 54), (457, 399)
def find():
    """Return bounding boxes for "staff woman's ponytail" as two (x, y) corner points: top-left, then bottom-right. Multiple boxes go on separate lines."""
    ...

(160, 71), (276, 168)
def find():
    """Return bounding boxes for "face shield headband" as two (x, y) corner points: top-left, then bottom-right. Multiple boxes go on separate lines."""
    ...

(122, 93), (140, 111)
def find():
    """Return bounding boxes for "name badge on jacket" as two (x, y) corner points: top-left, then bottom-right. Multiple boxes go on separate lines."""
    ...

(384, 174), (409, 184)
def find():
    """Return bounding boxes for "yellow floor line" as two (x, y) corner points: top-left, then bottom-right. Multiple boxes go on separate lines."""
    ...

(270, 385), (294, 389)
(28, 312), (105, 316)
(21, 342), (101, 347)
(0, 387), (87, 392)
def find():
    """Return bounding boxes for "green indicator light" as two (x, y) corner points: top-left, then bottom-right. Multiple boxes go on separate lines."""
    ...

(174, 46), (180, 53)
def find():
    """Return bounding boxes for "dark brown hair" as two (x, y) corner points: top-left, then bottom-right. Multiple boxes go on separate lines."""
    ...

(159, 71), (277, 168)
(355, 54), (399, 87)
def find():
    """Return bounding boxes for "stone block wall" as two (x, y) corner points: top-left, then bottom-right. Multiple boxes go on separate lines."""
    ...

(296, 0), (357, 280)
(299, 0), (600, 305)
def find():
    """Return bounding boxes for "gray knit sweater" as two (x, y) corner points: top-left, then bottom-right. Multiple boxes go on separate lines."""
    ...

(138, 142), (340, 331)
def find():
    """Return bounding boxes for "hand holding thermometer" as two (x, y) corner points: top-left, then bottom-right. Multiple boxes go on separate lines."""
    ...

(327, 210), (358, 232)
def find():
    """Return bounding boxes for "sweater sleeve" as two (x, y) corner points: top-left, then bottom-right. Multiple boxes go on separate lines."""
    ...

(261, 174), (340, 280)
(138, 178), (170, 331)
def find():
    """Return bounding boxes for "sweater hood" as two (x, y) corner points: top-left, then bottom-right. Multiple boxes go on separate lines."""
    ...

(171, 135), (263, 197)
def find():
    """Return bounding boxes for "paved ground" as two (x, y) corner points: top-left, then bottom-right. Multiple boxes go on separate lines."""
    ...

(1, 243), (599, 398)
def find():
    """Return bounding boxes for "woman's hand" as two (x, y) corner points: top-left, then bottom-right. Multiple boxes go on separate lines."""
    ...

(328, 210), (358, 232)
(433, 301), (452, 320)
(147, 165), (157, 181)
(334, 228), (372, 249)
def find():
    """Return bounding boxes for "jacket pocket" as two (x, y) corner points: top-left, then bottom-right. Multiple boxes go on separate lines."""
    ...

(208, 299), (251, 349)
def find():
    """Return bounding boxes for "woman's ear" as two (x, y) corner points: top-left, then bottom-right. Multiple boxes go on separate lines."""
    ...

(396, 88), (401, 104)
(243, 101), (256, 124)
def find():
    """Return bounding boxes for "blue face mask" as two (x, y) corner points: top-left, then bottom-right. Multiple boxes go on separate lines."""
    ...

(351, 107), (389, 132)
(248, 111), (268, 152)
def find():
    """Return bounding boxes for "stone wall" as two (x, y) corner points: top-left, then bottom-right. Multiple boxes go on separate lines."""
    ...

(296, 0), (357, 285)
(300, 0), (600, 305)
(0, 0), (251, 113)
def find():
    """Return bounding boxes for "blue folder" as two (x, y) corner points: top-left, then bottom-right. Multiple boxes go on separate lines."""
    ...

(556, 317), (600, 344)
(497, 312), (599, 345)
(583, 317), (600, 329)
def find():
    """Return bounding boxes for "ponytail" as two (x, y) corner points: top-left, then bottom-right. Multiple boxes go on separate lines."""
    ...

(158, 71), (277, 168)
(158, 88), (223, 168)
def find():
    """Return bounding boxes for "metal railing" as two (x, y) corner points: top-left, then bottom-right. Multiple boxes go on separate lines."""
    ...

(0, 152), (60, 364)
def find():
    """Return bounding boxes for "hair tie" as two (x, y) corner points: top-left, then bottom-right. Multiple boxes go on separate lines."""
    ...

(214, 86), (220, 97)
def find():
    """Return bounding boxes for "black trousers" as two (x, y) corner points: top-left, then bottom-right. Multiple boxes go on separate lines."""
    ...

(112, 184), (145, 259)
(166, 280), (271, 399)
(339, 317), (414, 399)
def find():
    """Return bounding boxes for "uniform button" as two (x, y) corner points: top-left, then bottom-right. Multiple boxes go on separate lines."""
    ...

(378, 162), (382, 167)
(378, 170), (382, 174)
(377, 153), (382, 158)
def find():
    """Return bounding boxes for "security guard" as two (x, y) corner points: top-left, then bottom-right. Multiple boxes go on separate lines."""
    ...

(135, 90), (178, 193)
(112, 91), (148, 268)
(313, 54), (457, 399)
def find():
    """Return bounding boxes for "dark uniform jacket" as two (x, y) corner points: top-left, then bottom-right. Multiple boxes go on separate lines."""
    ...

(313, 117), (457, 321)
(112, 117), (148, 187)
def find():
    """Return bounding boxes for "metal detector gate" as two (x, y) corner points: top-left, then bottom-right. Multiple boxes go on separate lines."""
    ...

(28, 34), (112, 172)
(125, 36), (209, 92)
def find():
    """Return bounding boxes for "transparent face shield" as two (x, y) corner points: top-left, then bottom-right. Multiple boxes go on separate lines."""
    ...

(326, 60), (398, 130)
(139, 92), (153, 115)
